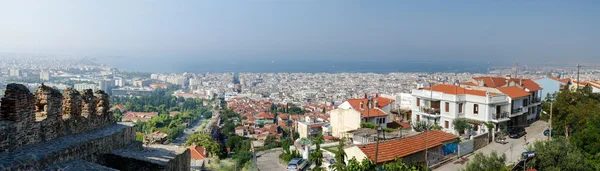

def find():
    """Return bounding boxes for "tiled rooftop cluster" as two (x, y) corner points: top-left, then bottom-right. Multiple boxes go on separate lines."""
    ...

(227, 98), (332, 140)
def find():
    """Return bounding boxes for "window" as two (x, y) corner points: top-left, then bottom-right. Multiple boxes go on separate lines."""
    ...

(445, 102), (449, 112)
(474, 104), (479, 114)
(416, 115), (420, 121)
(445, 121), (449, 128)
(377, 118), (386, 124)
(459, 103), (463, 113)
(417, 98), (420, 106)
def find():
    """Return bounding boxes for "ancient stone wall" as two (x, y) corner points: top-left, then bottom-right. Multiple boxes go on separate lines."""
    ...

(0, 84), (114, 152)
(0, 83), (190, 171)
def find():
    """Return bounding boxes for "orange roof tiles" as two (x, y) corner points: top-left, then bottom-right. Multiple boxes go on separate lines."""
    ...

(472, 77), (543, 91)
(460, 82), (477, 86)
(188, 145), (207, 160)
(358, 108), (388, 118)
(358, 130), (458, 163)
(515, 79), (543, 91)
(549, 77), (571, 84)
(496, 86), (530, 98)
(422, 84), (489, 96)
(346, 96), (395, 109)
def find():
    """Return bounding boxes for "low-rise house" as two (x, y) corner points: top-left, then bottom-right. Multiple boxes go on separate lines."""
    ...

(122, 112), (159, 122)
(344, 130), (458, 167)
(235, 126), (246, 136)
(534, 77), (570, 100)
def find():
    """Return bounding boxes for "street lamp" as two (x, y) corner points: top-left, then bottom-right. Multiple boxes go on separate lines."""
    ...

(375, 126), (382, 166)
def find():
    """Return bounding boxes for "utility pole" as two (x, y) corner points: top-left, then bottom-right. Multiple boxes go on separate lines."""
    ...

(548, 102), (552, 141)
(576, 64), (581, 89)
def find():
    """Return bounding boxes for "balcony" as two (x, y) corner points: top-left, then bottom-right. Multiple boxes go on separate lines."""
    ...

(529, 97), (542, 106)
(511, 107), (528, 117)
(492, 112), (510, 122)
(418, 107), (441, 118)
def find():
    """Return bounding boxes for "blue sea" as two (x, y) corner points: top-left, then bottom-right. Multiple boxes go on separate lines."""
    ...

(94, 57), (493, 74)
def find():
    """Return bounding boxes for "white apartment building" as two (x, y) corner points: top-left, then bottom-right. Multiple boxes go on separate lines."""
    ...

(40, 70), (51, 81)
(411, 77), (544, 136)
(74, 83), (98, 92)
(412, 84), (510, 135)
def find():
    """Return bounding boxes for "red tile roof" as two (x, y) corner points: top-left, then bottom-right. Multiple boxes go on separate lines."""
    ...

(346, 96), (395, 109)
(188, 145), (207, 160)
(460, 82), (477, 86)
(472, 77), (542, 91)
(310, 123), (325, 128)
(422, 84), (490, 96)
(358, 130), (458, 163)
(122, 112), (159, 122)
(549, 77), (571, 84)
(256, 112), (274, 119)
(516, 79), (543, 91)
(357, 108), (388, 118)
(496, 86), (530, 98)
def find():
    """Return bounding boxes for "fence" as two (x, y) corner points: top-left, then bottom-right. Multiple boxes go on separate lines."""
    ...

(457, 132), (490, 157)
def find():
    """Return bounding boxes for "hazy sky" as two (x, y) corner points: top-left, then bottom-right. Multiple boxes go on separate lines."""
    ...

(0, 0), (598, 63)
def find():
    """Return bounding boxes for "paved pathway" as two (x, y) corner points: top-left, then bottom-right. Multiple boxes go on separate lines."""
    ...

(435, 121), (547, 171)
(256, 148), (285, 171)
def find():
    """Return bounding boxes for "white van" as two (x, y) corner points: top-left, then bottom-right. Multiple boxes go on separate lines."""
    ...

(287, 158), (307, 171)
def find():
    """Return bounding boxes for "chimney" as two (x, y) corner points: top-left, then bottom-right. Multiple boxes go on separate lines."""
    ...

(374, 100), (379, 108)
(376, 93), (379, 98)
(364, 93), (367, 98)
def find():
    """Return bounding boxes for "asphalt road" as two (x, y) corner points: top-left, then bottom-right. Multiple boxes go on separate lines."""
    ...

(171, 109), (219, 146)
(434, 121), (548, 171)
(256, 148), (286, 171)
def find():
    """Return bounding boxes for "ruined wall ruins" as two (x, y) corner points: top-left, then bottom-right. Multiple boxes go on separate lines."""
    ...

(0, 83), (189, 171)
(0, 83), (114, 152)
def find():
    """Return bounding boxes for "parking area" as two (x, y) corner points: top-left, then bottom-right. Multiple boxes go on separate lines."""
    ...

(435, 121), (547, 171)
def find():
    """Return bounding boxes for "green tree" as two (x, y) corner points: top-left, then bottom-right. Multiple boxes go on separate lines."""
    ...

(345, 157), (376, 171)
(185, 133), (221, 157)
(463, 151), (508, 171)
(330, 137), (348, 171)
(226, 136), (244, 152)
(526, 137), (591, 171)
(452, 118), (472, 135)
(411, 121), (441, 132)
(382, 157), (421, 171)
(310, 132), (325, 171)
(571, 113), (600, 170)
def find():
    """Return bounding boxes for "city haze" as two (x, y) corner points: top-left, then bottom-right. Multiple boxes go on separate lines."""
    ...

(0, 0), (599, 67)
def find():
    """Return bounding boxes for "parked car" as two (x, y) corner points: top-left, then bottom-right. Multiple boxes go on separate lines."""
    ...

(509, 127), (527, 139)
(543, 129), (555, 137)
(329, 158), (336, 165)
(287, 158), (307, 171)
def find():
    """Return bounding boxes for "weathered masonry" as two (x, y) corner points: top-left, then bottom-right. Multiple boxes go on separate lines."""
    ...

(0, 83), (190, 171)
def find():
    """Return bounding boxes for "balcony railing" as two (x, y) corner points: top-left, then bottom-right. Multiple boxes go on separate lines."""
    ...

(493, 112), (510, 120)
(512, 108), (522, 114)
(419, 107), (440, 115)
(531, 97), (542, 104)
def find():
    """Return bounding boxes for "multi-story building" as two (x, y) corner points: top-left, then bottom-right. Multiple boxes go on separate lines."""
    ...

(411, 76), (543, 136)
(463, 76), (543, 125)
(74, 83), (98, 92)
(40, 70), (51, 81)
(9, 68), (21, 77)
(411, 84), (509, 135)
